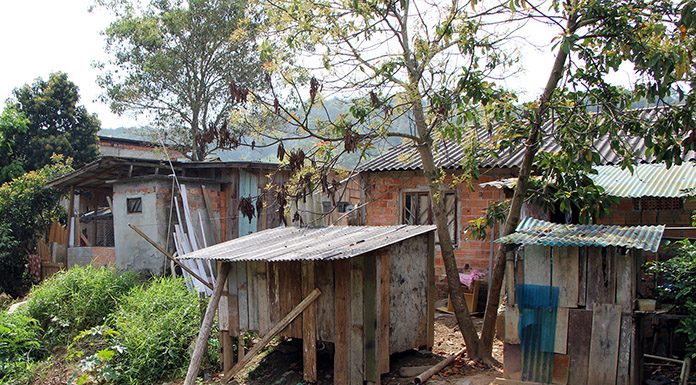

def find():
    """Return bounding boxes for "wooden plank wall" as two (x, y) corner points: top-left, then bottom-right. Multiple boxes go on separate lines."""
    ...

(218, 233), (433, 385)
(504, 246), (638, 385)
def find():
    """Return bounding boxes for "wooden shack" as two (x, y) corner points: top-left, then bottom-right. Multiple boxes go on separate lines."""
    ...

(179, 225), (436, 385)
(494, 217), (665, 385)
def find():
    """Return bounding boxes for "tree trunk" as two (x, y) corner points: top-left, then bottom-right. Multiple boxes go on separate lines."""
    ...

(411, 99), (482, 360)
(478, 13), (579, 360)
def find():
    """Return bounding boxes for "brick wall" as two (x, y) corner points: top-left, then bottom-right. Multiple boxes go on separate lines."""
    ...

(363, 169), (696, 281)
(597, 197), (696, 239)
(362, 169), (516, 281)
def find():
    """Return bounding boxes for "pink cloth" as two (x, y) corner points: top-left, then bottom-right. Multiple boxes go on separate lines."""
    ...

(459, 270), (484, 289)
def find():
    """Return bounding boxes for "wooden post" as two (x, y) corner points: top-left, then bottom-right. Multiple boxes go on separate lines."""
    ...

(302, 261), (317, 384)
(377, 253), (390, 375)
(183, 263), (231, 385)
(426, 231), (435, 348)
(129, 224), (213, 290)
(334, 259), (350, 385)
(350, 256), (365, 385)
(224, 288), (322, 382)
(66, 186), (75, 247)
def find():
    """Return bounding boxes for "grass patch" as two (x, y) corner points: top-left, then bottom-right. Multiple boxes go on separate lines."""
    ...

(23, 265), (139, 349)
(0, 311), (42, 384)
(107, 277), (202, 384)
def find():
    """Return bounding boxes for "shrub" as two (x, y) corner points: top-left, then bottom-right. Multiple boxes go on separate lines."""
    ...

(23, 265), (138, 348)
(109, 277), (201, 385)
(647, 239), (696, 358)
(0, 155), (73, 296)
(0, 311), (42, 384)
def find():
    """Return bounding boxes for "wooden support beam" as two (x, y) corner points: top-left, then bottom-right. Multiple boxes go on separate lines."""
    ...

(66, 186), (75, 247)
(223, 288), (322, 383)
(128, 224), (213, 290)
(334, 259), (350, 385)
(183, 264), (231, 385)
(426, 232), (435, 348)
(302, 261), (317, 384)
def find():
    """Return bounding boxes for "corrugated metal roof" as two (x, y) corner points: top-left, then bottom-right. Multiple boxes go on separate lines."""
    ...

(591, 163), (696, 198)
(479, 163), (696, 198)
(359, 107), (695, 172)
(496, 217), (664, 252)
(178, 225), (436, 262)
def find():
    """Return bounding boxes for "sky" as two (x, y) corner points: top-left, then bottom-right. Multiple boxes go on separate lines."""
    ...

(0, 1), (636, 130)
(0, 0), (142, 128)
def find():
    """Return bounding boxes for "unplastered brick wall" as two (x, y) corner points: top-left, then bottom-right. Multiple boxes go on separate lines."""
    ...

(598, 196), (696, 239)
(362, 169), (514, 282)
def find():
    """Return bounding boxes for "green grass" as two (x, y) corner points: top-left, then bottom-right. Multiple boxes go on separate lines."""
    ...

(23, 265), (139, 348)
(0, 311), (42, 384)
(108, 277), (202, 385)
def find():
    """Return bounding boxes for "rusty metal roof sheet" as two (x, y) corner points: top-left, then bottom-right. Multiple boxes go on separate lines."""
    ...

(496, 217), (664, 252)
(591, 163), (696, 198)
(178, 225), (436, 262)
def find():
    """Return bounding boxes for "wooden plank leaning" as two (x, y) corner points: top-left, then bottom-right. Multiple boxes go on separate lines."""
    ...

(183, 264), (231, 385)
(128, 223), (213, 291)
(223, 288), (322, 383)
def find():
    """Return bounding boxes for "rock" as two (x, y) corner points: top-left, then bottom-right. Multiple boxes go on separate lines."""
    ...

(398, 365), (432, 377)
(7, 300), (27, 314)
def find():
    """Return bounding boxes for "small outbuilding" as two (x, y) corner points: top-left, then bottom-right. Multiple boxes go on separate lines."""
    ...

(179, 225), (437, 385)
(494, 217), (665, 385)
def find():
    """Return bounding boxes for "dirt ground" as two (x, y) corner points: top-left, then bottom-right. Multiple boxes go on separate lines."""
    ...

(214, 310), (503, 385)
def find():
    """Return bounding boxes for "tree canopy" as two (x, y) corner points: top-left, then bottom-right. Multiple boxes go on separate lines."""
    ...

(6, 72), (100, 179)
(95, 0), (265, 160)
(234, 0), (695, 361)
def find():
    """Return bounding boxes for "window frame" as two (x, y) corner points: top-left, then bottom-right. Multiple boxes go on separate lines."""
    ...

(126, 197), (143, 214)
(400, 189), (458, 246)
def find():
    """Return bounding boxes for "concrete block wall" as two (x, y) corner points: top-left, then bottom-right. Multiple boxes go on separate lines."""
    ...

(112, 179), (172, 275)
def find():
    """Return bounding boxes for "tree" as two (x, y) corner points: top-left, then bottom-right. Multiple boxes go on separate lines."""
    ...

(238, 0), (696, 362)
(477, 0), (695, 359)
(8, 72), (100, 175)
(0, 106), (29, 183)
(95, 0), (265, 161)
(235, 0), (518, 361)
(0, 155), (73, 296)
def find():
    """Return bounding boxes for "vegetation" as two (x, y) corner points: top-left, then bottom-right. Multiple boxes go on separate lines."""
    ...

(23, 265), (139, 349)
(0, 106), (29, 183)
(241, 0), (696, 360)
(0, 155), (73, 296)
(95, 0), (264, 160)
(1, 267), (212, 385)
(0, 311), (42, 384)
(7, 72), (100, 176)
(107, 277), (202, 384)
(647, 240), (696, 359)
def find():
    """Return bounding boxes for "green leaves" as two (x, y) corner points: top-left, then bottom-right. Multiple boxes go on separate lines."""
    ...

(96, 0), (264, 160)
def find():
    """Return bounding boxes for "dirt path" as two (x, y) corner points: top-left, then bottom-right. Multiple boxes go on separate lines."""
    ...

(215, 311), (503, 385)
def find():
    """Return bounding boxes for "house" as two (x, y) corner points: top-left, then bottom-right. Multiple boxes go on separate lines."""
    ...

(494, 217), (664, 385)
(45, 156), (284, 275)
(179, 225), (437, 385)
(357, 136), (696, 294)
(98, 135), (184, 160)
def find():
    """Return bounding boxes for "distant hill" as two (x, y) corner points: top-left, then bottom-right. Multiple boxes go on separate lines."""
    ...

(98, 98), (409, 167)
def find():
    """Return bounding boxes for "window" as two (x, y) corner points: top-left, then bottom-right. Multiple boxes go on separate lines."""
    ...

(127, 197), (142, 214)
(402, 191), (457, 244)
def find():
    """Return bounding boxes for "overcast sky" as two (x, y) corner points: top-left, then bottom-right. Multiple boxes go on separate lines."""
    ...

(0, 0), (636, 130)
